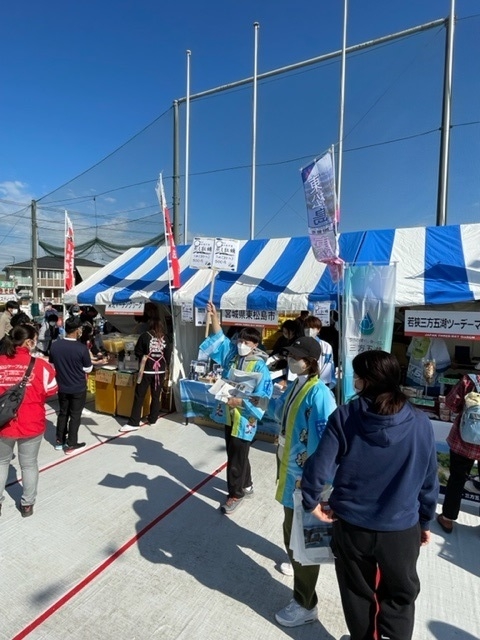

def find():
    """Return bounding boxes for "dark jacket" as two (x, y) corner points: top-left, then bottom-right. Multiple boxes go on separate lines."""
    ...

(301, 396), (439, 531)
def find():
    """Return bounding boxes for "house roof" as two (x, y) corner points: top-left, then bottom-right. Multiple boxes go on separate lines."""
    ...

(8, 256), (103, 270)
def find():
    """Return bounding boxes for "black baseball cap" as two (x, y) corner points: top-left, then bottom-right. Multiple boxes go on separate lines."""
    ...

(286, 337), (321, 360)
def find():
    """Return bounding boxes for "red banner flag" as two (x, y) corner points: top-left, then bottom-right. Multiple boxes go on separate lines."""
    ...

(64, 212), (75, 292)
(156, 175), (181, 289)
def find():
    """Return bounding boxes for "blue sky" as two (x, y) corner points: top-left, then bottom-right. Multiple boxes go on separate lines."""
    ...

(1, 0), (479, 267)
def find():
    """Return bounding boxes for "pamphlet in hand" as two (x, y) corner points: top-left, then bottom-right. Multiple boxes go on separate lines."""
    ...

(208, 369), (262, 403)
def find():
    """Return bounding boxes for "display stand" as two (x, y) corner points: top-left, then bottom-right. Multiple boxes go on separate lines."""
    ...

(115, 371), (151, 418)
(94, 369), (116, 415)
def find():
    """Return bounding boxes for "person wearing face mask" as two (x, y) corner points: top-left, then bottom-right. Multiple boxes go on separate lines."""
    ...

(303, 315), (336, 388)
(274, 336), (337, 628)
(0, 324), (58, 517)
(200, 301), (273, 515)
(49, 317), (93, 454)
(0, 300), (20, 340)
(68, 304), (82, 319)
(37, 312), (60, 356)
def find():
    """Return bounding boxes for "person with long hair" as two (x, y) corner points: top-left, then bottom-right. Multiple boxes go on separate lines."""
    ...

(120, 317), (171, 432)
(302, 350), (439, 640)
(0, 325), (57, 517)
(274, 337), (337, 627)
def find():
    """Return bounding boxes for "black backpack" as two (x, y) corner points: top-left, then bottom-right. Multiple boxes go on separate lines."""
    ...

(0, 357), (36, 428)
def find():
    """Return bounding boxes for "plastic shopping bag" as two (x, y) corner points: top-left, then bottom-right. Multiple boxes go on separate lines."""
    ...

(289, 489), (334, 566)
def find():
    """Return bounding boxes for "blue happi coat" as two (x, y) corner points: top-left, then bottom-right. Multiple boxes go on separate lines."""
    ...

(199, 330), (273, 441)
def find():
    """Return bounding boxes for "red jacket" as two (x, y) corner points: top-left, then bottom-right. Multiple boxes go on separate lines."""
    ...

(0, 347), (58, 439)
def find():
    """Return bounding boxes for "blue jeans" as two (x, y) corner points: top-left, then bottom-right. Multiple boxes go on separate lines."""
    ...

(0, 434), (43, 506)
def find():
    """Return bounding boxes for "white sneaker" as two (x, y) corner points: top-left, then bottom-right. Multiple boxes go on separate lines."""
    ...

(82, 408), (93, 416)
(275, 599), (317, 627)
(118, 425), (140, 432)
(243, 485), (254, 498)
(279, 562), (294, 576)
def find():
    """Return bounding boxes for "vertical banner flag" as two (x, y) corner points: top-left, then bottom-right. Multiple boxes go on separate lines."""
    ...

(342, 264), (396, 402)
(64, 211), (75, 292)
(301, 150), (341, 276)
(156, 174), (181, 289)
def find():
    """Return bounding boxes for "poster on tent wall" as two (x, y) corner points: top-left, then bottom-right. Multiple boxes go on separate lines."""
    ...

(222, 309), (279, 328)
(312, 301), (331, 326)
(342, 264), (396, 402)
(301, 151), (339, 265)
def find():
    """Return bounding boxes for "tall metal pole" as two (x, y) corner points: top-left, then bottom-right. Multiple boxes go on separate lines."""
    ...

(436, 0), (456, 226)
(184, 50), (192, 245)
(172, 100), (181, 244)
(336, 0), (348, 215)
(250, 22), (260, 240)
(31, 199), (39, 317)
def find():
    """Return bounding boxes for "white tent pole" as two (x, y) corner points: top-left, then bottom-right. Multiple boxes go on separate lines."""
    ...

(184, 50), (191, 244)
(336, 0), (348, 214)
(250, 22), (260, 240)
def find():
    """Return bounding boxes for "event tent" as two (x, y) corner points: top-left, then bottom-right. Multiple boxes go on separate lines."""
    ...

(66, 222), (480, 310)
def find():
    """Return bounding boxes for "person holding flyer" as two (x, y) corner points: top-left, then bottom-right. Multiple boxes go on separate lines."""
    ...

(200, 302), (272, 515)
(273, 337), (336, 628)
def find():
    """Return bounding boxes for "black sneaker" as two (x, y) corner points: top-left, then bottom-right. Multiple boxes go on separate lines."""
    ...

(21, 504), (34, 518)
(64, 442), (86, 455)
(54, 440), (66, 451)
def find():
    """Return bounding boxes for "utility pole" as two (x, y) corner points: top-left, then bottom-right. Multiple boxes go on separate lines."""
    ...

(31, 199), (39, 317)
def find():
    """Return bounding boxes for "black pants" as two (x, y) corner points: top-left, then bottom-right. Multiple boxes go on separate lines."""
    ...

(332, 518), (421, 640)
(283, 507), (320, 610)
(56, 390), (87, 447)
(224, 425), (251, 499)
(128, 373), (163, 426)
(442, 450), (477, 520)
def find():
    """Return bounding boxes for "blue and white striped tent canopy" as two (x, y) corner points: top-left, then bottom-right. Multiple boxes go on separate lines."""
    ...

(65, 223), (480, 310)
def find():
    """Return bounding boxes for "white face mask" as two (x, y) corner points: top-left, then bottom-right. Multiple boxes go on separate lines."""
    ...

(288, 358), (308, 375)
(354, 375), (363, 393)
(10, 309), (18, 315)
(237, 343), (252, 357)
(305, 328), (318, 338)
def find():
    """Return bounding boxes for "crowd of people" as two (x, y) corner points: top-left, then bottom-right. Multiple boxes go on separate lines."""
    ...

(198, 305), (475, 639)
(0, 300), (171, 514)
(0, 299), (476, 638)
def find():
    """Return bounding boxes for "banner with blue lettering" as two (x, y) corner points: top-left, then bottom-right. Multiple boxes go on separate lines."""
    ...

(342, 264), (396, 402)
(301, 151), (338, 263)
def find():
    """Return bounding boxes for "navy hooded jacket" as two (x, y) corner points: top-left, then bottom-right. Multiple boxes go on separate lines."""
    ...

(301, 396), (439, 531)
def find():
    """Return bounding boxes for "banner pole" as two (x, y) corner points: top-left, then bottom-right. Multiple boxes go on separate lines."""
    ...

(204, 269), (218, 337)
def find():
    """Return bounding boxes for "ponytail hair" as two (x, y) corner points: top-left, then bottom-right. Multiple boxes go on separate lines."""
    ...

(352, 350), (407, 415)
(147, 318), (165, 340)
(2, 324), (38, 357)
